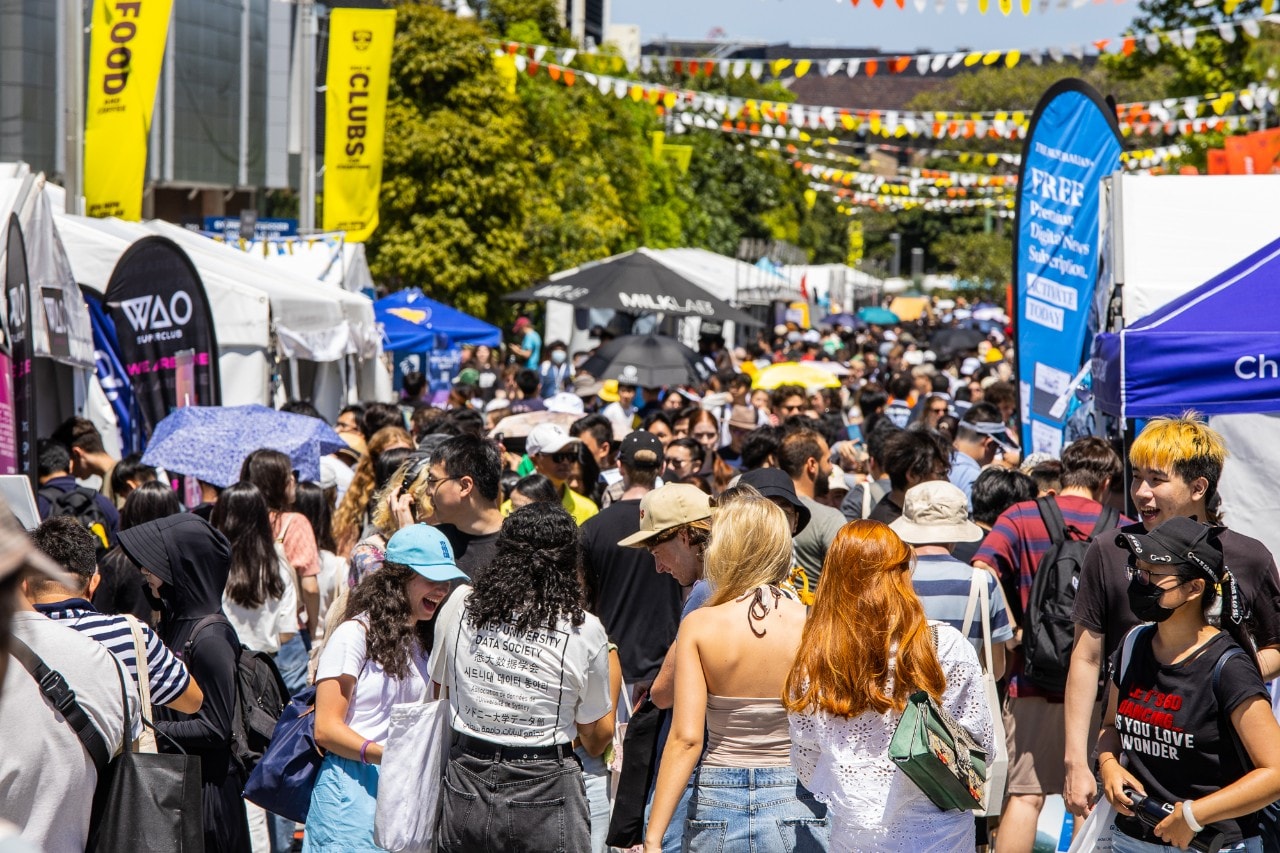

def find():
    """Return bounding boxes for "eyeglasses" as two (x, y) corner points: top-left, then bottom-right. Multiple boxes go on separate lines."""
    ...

(692, 431), (718, 441)
(1126, 565), (1186, 586)
(780, 404), (804, 414)
(424, 475), (459, 491)
(543, 451), (577, 463)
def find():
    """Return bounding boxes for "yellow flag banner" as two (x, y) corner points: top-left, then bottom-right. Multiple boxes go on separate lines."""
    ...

(84, 0), (174, 219)
(323, 8), (396, 242)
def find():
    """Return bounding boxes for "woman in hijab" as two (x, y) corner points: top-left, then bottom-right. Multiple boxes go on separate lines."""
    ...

(120, 513), (250, 853)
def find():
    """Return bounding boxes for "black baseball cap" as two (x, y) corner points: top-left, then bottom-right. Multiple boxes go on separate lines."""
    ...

(737, 468), (811, 535)
(1116, 516), (1225, 582)
(620, 431), (664, 469)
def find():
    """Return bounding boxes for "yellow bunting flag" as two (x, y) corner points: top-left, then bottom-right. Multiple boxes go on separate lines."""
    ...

(323, 8), (396, 242)
(84, 0), (175, 219)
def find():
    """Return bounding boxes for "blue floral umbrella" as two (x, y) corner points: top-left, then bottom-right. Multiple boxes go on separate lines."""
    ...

(141, 405), (346, 488)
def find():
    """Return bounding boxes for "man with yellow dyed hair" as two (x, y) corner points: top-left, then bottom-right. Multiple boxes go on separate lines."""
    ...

(1062, 412), (1280, 819)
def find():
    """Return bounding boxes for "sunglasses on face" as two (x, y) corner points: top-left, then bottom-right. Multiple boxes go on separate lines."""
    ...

(543, 451), (577, 463)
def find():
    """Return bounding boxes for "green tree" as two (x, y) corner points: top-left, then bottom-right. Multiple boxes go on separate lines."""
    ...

(368, 4), (536, 318)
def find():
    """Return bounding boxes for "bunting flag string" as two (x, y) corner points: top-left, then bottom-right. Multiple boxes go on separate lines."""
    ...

(809, 182), (1017, 214)
(793, 159), (1018, 193)
(495, 15), (1276, 79)
(516, 56), (1277, 141)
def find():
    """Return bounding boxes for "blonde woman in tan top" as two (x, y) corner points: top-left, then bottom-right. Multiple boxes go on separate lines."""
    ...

(644, 490), (830, 853)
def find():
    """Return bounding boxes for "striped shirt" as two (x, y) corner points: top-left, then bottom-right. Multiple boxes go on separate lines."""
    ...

(911, 555), (1014, 654)
(35, 599), (191, 708)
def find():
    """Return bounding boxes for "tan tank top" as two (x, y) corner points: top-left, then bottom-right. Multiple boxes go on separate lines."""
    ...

(703, 693), (793, 767)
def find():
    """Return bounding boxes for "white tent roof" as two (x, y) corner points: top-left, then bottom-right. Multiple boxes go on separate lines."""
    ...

(645, 247), (805, 306)
(246, 235), (375, 294)
(149, 221), (380, 360)
(0, 166), (95, 368)
(55, 214), (272, 351)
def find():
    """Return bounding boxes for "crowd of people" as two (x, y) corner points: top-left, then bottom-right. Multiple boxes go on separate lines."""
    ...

(1, 303), (1279, 853)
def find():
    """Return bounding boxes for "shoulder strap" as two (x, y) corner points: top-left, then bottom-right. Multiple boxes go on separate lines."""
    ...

(1212, 646), (1253, 771)
(276, 513), (293, 544)
(184, 614), (236, 659)
(862, 481), (873, 518)
(1213, 647), (1247, 694)
(9, 635), (112, 774)
(122, 616), (157, 753)
(1086, 504), (1119, 541)
(1117, 624), (1153, 684)
(960, 569), (983, 639)
(1036, 496), (1068, 545)
(37, 485), (63, 503)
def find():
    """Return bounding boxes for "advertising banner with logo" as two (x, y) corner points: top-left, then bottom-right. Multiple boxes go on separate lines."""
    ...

(1013, 79), (1123, 456)
(84, 0), (175, 219)
(2, 217), (28, 476)
(102, 236), (219, 441)
(323, 8), (396, 242)
(83, 289), (137, 454)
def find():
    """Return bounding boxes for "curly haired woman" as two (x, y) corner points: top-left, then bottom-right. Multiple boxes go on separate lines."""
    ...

(305, 524), (467, 853)
(332, 425), (413, 556)
(429, 502), (616, 852)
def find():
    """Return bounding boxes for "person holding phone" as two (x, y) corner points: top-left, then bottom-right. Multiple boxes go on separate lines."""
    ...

(1096, 517), (1280, 852)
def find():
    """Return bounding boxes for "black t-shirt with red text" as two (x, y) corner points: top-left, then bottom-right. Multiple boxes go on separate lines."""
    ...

(1110, 628), (1268, 845)
(1074, 523), (1280, 661)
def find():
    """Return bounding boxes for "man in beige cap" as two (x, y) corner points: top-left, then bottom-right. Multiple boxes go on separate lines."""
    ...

(890, 480), (1012, 676)
(0, 499), (141, 852)
(619, 482), (713, 709)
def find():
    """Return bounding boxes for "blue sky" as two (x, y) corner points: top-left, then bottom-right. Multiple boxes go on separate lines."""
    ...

(610, 0), (1142, 53)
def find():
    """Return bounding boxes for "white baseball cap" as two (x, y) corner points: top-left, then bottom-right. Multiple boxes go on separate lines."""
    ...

(526, 423), (580, 456)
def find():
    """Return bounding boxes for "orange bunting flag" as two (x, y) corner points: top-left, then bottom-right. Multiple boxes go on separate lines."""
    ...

(548, 66), (561, 81)
(528, 60), (540, 76)
(865, 60), (878, 77)
(564, 69), (575, 85)
(891, 56), (911, 73)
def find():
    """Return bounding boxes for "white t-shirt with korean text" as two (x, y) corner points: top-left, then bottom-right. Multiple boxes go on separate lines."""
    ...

(429, 585), (612, 747)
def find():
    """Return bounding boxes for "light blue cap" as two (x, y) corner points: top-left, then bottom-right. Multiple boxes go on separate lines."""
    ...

(385, 524), (467, 583)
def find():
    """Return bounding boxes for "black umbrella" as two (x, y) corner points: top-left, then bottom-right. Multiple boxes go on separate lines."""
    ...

(506, 249), (763, 327)
(578, 334), (711, 388)
(930, 327), (987, 358)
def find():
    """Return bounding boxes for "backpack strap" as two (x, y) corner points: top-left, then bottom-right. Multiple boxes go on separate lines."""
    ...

(183, 614), (236, 660)
(1212, 646), (1252, 770)
(1036, 495), (1069, 546)
(1085, 505), (1119, 542)
(10, 635), (112, 774)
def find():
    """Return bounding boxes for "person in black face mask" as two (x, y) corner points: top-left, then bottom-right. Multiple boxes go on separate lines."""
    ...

(120, 514), (251, 853)
(1094, 517), (1280, 853)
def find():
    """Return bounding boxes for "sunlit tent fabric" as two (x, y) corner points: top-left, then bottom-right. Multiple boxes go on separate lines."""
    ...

(375, 289), (501, 351)
(1093, 235), (1280, 419)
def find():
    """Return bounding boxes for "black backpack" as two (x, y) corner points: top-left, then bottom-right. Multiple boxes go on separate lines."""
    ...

(185, 616), (289, 774)
(1022, 496), (1118, 692)
(39, 484), (112, 554)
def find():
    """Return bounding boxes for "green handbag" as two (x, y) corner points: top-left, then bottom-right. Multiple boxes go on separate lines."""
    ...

(887, 629), (988, 812)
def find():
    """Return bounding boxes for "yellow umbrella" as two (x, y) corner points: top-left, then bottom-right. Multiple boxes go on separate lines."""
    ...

(752, 362), (842, 390)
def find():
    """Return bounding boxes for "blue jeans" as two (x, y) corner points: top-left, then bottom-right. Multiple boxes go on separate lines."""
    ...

(645, 778), (695, 853)
(1111, 828), (1261, 852)
(576, 746), (611, 853)
(683, 765), (828, 853)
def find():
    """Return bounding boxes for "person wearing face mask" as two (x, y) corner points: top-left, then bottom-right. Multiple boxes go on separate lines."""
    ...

(118, 514), (250, 853)
(538, 340), (574, 398)
(1064, 413), (1280, 821)
(1096, 517), (1280, 852)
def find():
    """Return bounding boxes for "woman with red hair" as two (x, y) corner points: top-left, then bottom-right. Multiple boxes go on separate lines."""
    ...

(784, 520), (993, 852)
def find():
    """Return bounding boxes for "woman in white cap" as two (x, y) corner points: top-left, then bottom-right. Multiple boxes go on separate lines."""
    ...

(305, 524), (466, 853)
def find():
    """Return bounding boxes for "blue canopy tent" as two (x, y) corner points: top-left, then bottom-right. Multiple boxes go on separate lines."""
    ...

(374, 288), (502, 351)
(1093, 236), (1280, 419)
(374, 289), (501, 396)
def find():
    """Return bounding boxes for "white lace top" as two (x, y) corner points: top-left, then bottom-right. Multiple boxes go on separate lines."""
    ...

(788, 622), (994, 853)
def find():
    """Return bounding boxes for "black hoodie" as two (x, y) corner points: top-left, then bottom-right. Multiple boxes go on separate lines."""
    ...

(119, 515), (240, 754)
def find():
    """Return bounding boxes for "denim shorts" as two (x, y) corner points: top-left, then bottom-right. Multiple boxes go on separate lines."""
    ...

(684, 765), (829, 853)
(302, 753), (383, 852)
(438, 744), (589, 853)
